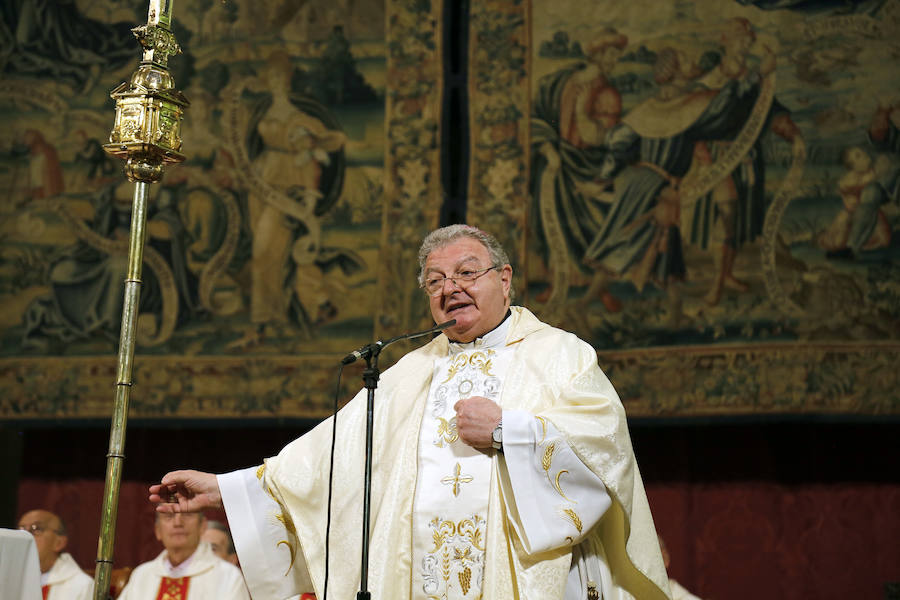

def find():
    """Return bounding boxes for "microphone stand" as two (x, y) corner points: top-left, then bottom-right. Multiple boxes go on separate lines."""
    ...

(357, 347), (379, 600)
(350, 320), (455, 600)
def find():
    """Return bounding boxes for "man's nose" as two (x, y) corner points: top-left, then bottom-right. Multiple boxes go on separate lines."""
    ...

(441, 277), (462, 294)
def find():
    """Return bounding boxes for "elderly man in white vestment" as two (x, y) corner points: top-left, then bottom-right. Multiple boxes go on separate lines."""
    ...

(202, 520), (240, 567)
(150, 225), (672, 600)
(18, 509), (93, 600)
(118, 512), (250, 600)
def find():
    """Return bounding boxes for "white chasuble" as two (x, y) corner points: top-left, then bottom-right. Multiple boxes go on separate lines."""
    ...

(43, 552), (93, 600)
(220, 307), (673, 600)
(117, 542), (250, 600)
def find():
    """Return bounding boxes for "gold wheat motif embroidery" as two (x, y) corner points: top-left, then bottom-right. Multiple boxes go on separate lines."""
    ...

(541, 442), (556, 473)
(424, 516), (485, 598)
(259, 472), (299, 575)
(562, 508), (583, 534)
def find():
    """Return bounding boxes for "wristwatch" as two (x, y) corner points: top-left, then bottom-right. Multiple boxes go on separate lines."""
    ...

(491, 419), (503, 451)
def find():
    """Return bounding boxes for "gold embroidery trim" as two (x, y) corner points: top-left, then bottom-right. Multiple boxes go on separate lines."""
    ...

(435, 416), (459, 447)
(457, 517), (485, 551)
(425, 516), (485, 597)
(554, 469), (576, 503)
(442, 354), (469, 383)
(540, 433), (580, 542)
(440, 462), (473, 497)
(441, 349), (497, 383)
(468, 350), (496, 376)
(257, 464), (299, 575)
(534, 416), (548, 444)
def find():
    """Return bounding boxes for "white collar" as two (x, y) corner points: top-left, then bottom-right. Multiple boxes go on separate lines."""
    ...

(163, 548), (197, 577)
(448, 313), (511, 355)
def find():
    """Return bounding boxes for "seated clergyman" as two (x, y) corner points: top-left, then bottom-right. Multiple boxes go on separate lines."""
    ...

(118, 511), (249, 599)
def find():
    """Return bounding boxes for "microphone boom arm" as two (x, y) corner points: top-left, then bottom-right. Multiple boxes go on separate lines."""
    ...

(341, 319), (456, 364)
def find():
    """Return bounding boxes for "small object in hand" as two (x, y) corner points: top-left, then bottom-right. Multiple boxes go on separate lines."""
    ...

(167, 492), (177, 503)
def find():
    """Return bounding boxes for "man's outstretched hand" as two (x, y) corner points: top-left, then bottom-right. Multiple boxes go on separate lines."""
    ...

(149, 470), (223, 512)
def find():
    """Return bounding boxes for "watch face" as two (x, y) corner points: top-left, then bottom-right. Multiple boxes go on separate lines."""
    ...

(492, 425), (502, 443)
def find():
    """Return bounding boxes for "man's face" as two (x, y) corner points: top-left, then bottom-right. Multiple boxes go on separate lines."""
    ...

(155, 512), (206, 555)
(599, 46), (622, 74)
(425, 237), (511, 343)
(850, 147), (872, 171)
(18, 510), (66, 573)
(201, 528), (230, 561)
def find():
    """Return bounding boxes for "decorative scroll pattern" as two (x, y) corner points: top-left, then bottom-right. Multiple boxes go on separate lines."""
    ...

(600, 342), (900, 417)
(0, 356), (361, 419)
(2, 343), (897, 418)
(377, 0), (445, 341)
(421, 515), (486, 599)
(466, 0), (530, 292)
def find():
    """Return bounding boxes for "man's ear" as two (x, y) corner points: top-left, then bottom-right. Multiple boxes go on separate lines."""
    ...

(500, 264), (513, 298)
(53, 534), (68, 554)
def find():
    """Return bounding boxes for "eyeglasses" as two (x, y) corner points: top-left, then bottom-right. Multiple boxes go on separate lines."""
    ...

(422, 265), (499, 296)
(19, 523), (60, 536)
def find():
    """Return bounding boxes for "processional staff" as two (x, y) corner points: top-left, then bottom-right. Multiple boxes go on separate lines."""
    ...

(93, 1), (188, 598)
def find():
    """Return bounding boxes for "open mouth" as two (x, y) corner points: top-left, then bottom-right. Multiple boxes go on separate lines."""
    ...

(445, 302), (472, 315)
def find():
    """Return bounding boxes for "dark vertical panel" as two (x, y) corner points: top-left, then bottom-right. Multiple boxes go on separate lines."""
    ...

(0, 428), (24, 527)
(440, 0), (470, 225)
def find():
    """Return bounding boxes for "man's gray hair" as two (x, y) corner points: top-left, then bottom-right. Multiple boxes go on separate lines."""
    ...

(55, 515), (68, 537)
(206, 519), (236, 555)
(417, 224), (514, 300)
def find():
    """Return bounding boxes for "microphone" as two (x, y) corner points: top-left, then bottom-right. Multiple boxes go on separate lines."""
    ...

(340, 319), (456, 365)
(340, 341), (383, 365)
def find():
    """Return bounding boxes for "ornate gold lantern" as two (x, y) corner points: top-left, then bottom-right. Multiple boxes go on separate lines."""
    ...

(104, 0), (189, 182)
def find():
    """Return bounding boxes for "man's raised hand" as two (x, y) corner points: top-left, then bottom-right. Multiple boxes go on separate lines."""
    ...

(149, 469), (223, 513)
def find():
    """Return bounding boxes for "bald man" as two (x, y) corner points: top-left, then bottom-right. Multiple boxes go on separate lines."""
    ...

(18, 509), (93, 600)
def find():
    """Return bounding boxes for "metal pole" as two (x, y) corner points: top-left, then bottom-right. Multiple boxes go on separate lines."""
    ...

(93, 1), (187, 597)
(94, 181), (150, 599)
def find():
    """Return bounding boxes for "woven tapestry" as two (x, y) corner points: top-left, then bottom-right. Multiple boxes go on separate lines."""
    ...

(0, 0), (443, 419)
(468, 0), (900, 416)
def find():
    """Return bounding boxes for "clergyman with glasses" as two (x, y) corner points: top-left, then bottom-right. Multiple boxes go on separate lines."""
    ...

(18, 509), (93, 600)
(149, 224), (672, 600)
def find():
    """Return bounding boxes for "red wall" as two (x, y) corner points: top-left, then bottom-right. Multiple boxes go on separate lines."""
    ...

(12, 422), (900, 599)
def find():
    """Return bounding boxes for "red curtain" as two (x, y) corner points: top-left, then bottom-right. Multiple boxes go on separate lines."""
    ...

(16, 479), (228, 571)
(647, 482), (900, 599)
(17, 478), (900, 599)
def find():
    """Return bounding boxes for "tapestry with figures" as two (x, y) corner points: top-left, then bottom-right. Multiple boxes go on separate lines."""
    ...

(467, 0), (900, 416)
(0, 0), (445, 419)
(3, 0), (900, 420)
